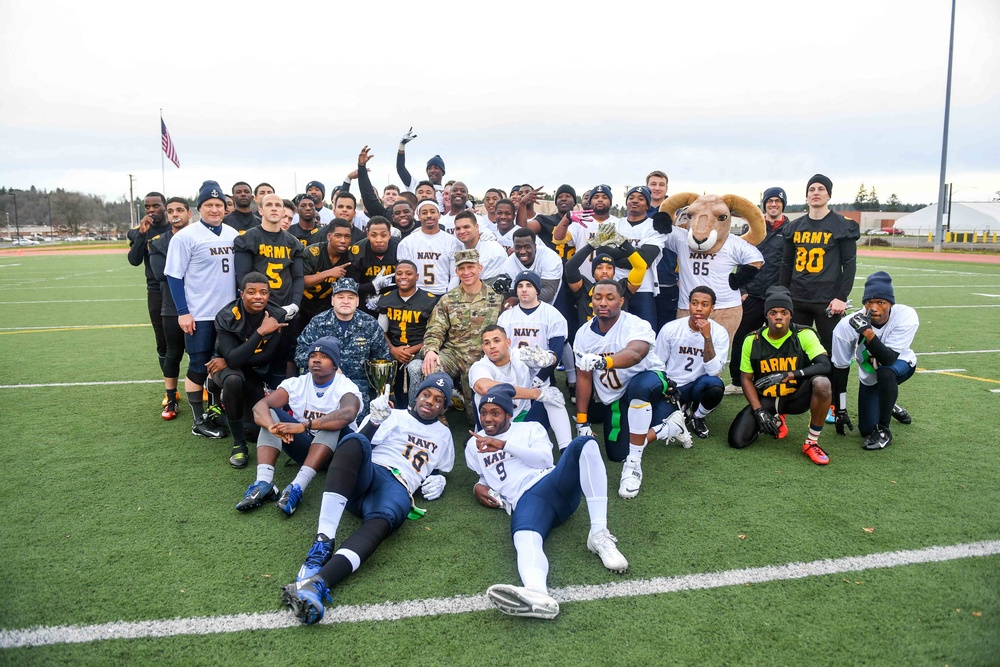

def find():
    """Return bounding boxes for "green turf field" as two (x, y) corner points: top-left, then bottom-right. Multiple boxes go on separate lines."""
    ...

(1, 252), (998, 666)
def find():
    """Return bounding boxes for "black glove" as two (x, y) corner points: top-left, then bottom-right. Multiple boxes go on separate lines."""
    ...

(663, 377), (679, 398)
(728, 264), (759, 290)
(492, 274), (513, 296)
(754, 373), (786, 391)
(834, 408), (854, 435)
(754, 408), (780, 438)
(848, 310), (872, 334)
(651, 210), (673, 234)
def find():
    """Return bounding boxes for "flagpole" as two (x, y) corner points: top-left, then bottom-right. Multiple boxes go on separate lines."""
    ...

(160, 109), (166, 194)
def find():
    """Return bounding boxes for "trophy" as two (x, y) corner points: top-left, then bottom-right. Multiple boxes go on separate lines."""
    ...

(366, 359), (397, 398)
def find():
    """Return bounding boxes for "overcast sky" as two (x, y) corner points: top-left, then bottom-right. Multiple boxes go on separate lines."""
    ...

(2, 0), (998, 208)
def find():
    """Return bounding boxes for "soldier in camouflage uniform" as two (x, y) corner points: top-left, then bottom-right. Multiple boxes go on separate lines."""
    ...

(419, 249), (505, 421)
(296, 278), (391, 422)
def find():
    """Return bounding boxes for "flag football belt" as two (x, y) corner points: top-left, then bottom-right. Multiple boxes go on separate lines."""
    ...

(387, 466), (426, 520)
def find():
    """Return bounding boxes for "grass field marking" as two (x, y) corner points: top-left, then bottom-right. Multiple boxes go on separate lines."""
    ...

(855, 265), (1000, 277)
(971, 293), (1000, 298)
(916, 368), (966, 374)
(1, 540), (996, 650)
(0, 298), (145, 304)
(0, 380), (162, 389)
(915, 369), (1000, 385)
(912, 305), (1000, 309)
(0, 263), (22, 268)
(0, 283), (142, 290)
(916, 349), (1000, 356)
(0, 324), (150, 336)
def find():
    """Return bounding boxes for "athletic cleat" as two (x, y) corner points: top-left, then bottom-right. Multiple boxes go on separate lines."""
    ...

(777, 414), (789, 439)
(891, 404), (912, 425)
(297, 533), (335, 582)
(236, 480), (277, 511)
(486, 584), (559, 620)
(229, 444), (249, 468)
(451, 394), (465, 412)
(825, 405), (836, 424)
(618, 455), (643, 499)
(863, 426), (893, 450)
(161, 391), (179, 407)
(666, 409), (693, 448)
(282, 576), (331, 625)
(586, 528), (628, 573)
(192, 416), (225, 439)
(205, 404), (229, 435)
(161, 399), (178, 421)
(723, 383), (743, 396)
(276, 483), (303, 516)
(802, 440), (830, 465)
(688, 416), (709, 439)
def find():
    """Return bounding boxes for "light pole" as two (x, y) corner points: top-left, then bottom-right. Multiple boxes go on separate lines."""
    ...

(47, 192), (54, 240)
(933, 0), (957, 253)
(11, 190), (19, 240)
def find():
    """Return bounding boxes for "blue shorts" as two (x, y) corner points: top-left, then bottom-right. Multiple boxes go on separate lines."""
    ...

(510, 436), (589, 539)
(592, 370), (678, 462)
(185, 323), (216, 374)
(339, 433), (413, 532)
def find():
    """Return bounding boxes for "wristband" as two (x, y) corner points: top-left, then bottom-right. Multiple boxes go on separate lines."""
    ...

(577, 413), (588, 424)
(794, 370), (804, 380)
(604, 355), (614, 370)
(307, 419), (313, 432)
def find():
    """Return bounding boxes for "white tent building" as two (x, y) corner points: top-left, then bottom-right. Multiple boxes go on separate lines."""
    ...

(894, 202), (1000, 236)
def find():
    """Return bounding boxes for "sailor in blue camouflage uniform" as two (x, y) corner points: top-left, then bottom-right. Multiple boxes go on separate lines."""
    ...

(296, 278), (391, 422)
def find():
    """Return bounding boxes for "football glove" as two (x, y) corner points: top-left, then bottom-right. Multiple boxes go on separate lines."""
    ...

(754, 373), (786, 391)
(369, 394), (391, 425)
(420, 474), (446, 500)
(754, 407), (781, 438)
(575, 352), (607, 371)
(576, 421), (594, 438)
(281, 303), (299, 321)
(399, 126), (417, 146)
(663, 377), (679, 398)
(519, 345), (556, 369)
(537, 386), (566, 408)
(492, 274), (513, 296)
(371, 273), (395, 291)
(835, 408), (854, 435)
(849, 310), (872, 334)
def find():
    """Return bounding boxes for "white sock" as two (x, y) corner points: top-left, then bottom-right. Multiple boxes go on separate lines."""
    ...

(317, 492), (348, 540)
(513, 530), (549, 594)
(291, 465), (317, 491)
(579, 439), (608, 532)
(256, 464), (275, 485)
(694, 404), (713, 419)
(628, 443), (645, 460)
(562, 343), (576, 384)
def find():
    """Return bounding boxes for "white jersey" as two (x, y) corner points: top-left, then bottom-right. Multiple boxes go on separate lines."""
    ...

(665, 228), (764, 309)
(615, 217), (666, 294)
(498, 302), (568, 351)
(164, 221), (239, 321)
(831, 305), (919, 386)
(474, 238), (509, 281)
(653, 317), (730, 385)
(370, 409), (455, 494)
(278, 372), (363, 434)
(468, 354), (534, 416)
(501, 244), (564, 304)
(465, 421), (555, 511)
(397, 229), (463, 295)
(441, 212), (495, 238)
(574, 312), (662, 404)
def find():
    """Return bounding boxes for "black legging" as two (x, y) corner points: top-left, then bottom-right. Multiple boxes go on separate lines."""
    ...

(791, 300), (841, 354)
(161, 315), (186, 379)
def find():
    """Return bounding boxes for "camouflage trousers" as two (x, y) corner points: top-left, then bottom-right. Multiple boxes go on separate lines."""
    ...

(410, 348), (477, 421)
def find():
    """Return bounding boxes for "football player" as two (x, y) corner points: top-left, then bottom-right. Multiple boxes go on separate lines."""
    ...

(396, 200), (463, 296)
(496, 271), (568, 385)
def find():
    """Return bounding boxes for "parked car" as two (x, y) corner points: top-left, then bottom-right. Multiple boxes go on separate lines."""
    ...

(11, 238), (40, 246)
(883, 227), (904, 236)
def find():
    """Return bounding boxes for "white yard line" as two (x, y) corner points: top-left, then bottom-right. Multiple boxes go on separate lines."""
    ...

(0, 380), (162, 389)
(0, 298), (144, 304)
(916, 349), (1000, 356)
(0, 540), (996, 649)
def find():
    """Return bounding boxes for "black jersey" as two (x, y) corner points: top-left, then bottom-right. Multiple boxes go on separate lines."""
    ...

(780, 211), (860, 303)
(301, 242), (351, 317)
(347, 238), (400, 314)
(213, 298), (285, 372)
(289, 222), (326, 248)
(377, 288), (439, 347)
(747, 324), (824, 399)
(148, 229), (178, 317)
(532, 214), (565, 255)
(222, 209), (260, 234)
(234, 226), (304, 308)
(127, 222), (171, 292)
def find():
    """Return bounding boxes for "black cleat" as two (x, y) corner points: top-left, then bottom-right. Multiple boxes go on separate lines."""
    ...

(236, 481), (278, 511)
(863, 426), (893, 451)
(891, 404), (912, 425)
(205, 404), (229, 435)
(688, 416), (710, 439)
(192, 416), (225, 439)
(229, 444), (249, 468)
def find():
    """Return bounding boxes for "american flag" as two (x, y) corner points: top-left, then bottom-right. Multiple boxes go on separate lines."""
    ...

(161, 118), (180, 168)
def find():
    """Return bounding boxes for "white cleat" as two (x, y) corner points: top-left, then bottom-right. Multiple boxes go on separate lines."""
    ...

(723, 383), (743, 396)
(666, 410), (693, 449)
(486, 584), (559, 620)
(618, 455), (643, 499)
(587, 528), (628, 573)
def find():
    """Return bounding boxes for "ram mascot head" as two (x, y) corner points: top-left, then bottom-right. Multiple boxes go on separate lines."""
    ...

(659, 193), (766, 253)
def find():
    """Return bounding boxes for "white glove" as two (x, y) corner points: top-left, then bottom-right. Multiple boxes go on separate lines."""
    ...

(519, 345), (556, 369)
(365, 294), (380, 311)
(575, 352), (606, 371)
(369, 393), (391, 424)
(576, 422), (593, 437)
(421, 474), (446, 500)
(399, 126), (417, 147)
(372, 273), (395, 291)
(281, 303), (299, 321)
(538, 386), (566, 408)
(390, 226), (401, 238)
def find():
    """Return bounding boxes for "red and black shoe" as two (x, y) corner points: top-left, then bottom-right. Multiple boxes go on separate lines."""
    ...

(776, 414), (789, 440)
(802, 439), (829, 465)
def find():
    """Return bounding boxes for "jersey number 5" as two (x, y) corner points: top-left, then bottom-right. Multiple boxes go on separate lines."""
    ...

(265, 262), (284, 289)
(423, 265), (435, 286)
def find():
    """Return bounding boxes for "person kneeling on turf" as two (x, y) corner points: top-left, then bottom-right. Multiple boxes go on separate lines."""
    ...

(728, 286), (833, 465)
(241, 337), (362, 515)
(207, 271), (288, 468)
(830, 271), (918, 450)
(282, 373), (456, 625)
(468, 384), (628, 620)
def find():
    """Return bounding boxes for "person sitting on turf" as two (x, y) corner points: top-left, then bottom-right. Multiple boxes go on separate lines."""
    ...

(830, 271), (919, 451)
(207, 271), (288, 468)
(468, 384), (628, 620)
(653, 286), (730, 439)
(281, 373), (456, 625)
(240, 337), (362, 516)
(728, 286), (833, 465)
